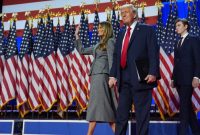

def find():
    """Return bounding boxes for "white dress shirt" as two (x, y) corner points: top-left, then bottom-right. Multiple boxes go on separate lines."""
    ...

(121, 21), (137, 53)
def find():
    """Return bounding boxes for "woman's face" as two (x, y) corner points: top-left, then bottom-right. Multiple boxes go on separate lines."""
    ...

(98, 25), (105, 37)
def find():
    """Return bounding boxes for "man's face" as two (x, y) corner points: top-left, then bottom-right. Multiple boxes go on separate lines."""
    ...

(120, 7), (135, 25)
(175, 21), (188, 35)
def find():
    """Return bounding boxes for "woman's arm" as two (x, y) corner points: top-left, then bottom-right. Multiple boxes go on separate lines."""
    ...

(107, 38), (116, 70)
(74, 39), (95, 55)
(74, 25), (95, 55)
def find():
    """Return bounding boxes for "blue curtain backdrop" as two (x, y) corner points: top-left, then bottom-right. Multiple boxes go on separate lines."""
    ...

(13, 1), (200, 117)
(162, 0), (200, 25)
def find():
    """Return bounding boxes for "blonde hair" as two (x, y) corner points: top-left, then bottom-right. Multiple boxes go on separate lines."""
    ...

(98, 21), (113, 50)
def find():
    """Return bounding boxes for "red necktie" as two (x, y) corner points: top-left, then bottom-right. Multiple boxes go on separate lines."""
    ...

(121, 26), (131, 69)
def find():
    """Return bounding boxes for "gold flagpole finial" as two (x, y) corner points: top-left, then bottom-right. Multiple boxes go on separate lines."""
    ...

(71, 11), (77, 16)
(38, 9), (45, 19)
(130, 0), (139, 8)
(80, 1), (87, 13)
(12, 12), (18, 21)
(94, 0), (100, 10)
(25, 11), (31, 17)
(115, 3), (120, 10)
(130, 0), (138, 4)
(80, 1), (86, 8)
(139, 2), (147, 11)
(45, 5), (51, 13)
(155, 0), (164, 10)
(64, 4), (71, 12)
(84, 9), (91, 19)
(105, 7), (112, 21)
(0, 13), (7, 22)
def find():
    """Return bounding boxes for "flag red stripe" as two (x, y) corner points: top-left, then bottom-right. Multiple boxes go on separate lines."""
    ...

(159, 67), (179, 112)
(193, 90), (200, 106)
(44, 55), (57, 98)
(3, 0), (50, 5)
(152, 90), (165, 116)
(157, 81), (169, 109)
(70, 65), (87, 108)
(72, 55), (89, 95)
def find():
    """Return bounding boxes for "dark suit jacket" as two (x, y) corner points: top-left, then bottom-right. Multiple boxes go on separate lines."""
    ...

(110, 22), (160, 91)
(172, 35), (200, 86)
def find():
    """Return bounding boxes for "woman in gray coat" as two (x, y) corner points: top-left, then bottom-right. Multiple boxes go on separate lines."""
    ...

(75, 21), (116, 135)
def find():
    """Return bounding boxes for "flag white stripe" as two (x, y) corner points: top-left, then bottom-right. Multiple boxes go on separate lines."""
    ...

(2, 0), (112, 13)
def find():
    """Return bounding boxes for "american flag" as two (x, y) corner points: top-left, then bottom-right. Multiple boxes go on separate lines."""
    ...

(54, 19), (61, 52)
(156, 10), (164, 46)
(39, 16), (57, 111)
(111, 7), (120, 38)
(91, 10), (100, 46)
(1, 20), (17, 107)
(16, 20), (32, 117)
(187, 3), (200, 37)
(70, 11), (91, 111)
(71, 17), (76, 41)
(83, 16), (93, 97)
(0, 21), (5, 107)
(152, 9), (167, 120)
(79, 11), (86, 46)
(158, 3), (179, 116)
(187, 3), (200, 112)
(28, 19), (45, 110)
(1, 0), (164, 116)
(55, 19), (62, 98)
(56, 14), (75, 111)
(54, 19), (62, 114)
(80, 12), (91, 48)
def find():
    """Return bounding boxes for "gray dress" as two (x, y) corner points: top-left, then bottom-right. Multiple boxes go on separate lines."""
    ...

(74, 38), (117, 122)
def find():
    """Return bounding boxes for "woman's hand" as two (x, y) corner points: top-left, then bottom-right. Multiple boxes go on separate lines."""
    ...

(108, 77), (117, 88)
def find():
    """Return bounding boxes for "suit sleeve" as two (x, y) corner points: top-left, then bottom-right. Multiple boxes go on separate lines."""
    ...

(107, 38), (116, 71)
(192, 37), (200, 78)
(110, 34), (120, 78)
(74, 39), (94, 55)
(146, 26), (160, 78)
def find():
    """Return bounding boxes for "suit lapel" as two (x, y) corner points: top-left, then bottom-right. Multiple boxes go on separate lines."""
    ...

(119, 29), (126, 52)
(181, 35), (189, 47)
(128, 23), (140, 49)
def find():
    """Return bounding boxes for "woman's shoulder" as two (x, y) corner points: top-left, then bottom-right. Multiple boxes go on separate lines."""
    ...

(107, 37), (116, 45)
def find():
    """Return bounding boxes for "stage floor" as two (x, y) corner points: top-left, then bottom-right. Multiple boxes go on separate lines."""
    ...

(1, 119), (199, 135)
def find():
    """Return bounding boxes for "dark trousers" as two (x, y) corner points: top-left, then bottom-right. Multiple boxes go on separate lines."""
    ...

(177, 85), (200, 135)
(115, 83), (152, 135)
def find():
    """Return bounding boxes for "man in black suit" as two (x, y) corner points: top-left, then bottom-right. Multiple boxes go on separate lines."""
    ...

(171, 18), (200, 135)
(109, 4), (160, 135)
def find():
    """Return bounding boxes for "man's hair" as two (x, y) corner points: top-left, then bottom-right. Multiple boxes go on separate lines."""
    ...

(175, 18), (190, 31)
(120, 4), (138, 18)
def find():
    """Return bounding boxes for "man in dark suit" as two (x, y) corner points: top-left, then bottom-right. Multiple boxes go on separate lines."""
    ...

(171, 18), (200, 135)
(108, 4), (160, 135)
